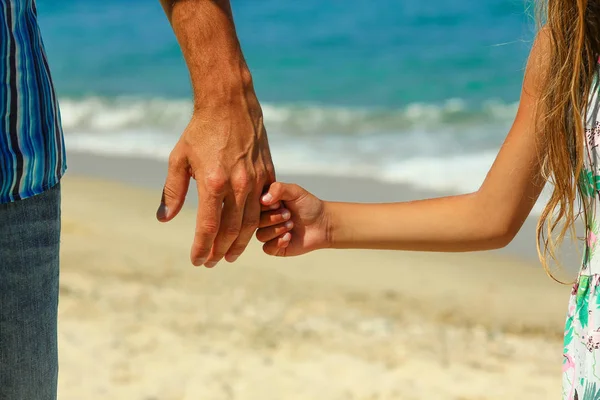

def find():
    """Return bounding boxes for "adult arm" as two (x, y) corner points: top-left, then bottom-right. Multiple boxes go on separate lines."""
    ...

(157, 0), (275, 267)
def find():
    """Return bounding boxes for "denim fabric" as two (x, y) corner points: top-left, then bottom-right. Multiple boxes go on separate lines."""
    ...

(0, 182), (60, 400)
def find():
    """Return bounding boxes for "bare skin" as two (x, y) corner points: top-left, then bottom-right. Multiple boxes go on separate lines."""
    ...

(157, 0), (277, 268)
(256, 30), (550, 257)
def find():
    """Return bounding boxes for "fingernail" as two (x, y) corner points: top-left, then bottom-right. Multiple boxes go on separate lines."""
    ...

(282, 233), (291, 241)
(282, 210), (291, 220)
(262, 193), (273, 203)
(269, 203), (280, 210)
(227, 254), (239, 263)
(156, 203), (169, 221)
(204, 261), (218, 269)
(285, 221), (294, 229)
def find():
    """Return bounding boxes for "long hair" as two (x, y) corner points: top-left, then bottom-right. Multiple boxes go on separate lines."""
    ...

(535, 0), (600, 283)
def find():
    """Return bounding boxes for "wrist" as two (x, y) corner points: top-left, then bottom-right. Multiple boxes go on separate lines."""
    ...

(322, 201), (341, 250)
(167, 0), (258, 112)
(191, 59), (256, 113)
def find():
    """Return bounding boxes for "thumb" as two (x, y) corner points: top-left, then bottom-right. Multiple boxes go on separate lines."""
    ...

(157, 153), (190, 222)
(261, 182), (305, 206)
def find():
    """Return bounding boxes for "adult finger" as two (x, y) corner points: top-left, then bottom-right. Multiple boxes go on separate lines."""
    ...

(157, 149), (190, 222)
(203, 192), (245, 268)
(224, 187), (261, 263)
(191, 175), (226, 267)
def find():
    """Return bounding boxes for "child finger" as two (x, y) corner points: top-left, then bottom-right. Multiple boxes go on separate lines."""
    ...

(258, 208), (291, 228)
(262, 233), (291, 256)
(260, 182), (289, 206)
(261, 201), (281, 212)
(256, 221), (294, 243)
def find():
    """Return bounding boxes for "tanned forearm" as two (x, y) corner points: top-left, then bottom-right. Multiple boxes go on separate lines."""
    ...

(159, 0), (253, 110)
(325, 193), (515, 252)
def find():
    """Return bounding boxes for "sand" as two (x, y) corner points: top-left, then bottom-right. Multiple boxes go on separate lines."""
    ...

(57, 174), (572, 399)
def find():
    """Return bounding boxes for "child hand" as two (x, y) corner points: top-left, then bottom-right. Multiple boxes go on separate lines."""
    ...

(257, 182), (329, 256)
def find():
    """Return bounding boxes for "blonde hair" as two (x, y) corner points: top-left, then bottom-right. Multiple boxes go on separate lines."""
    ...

(535, 0), (600, 283)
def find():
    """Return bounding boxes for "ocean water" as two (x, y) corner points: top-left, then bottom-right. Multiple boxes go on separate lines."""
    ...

(37, 0), (536, 196)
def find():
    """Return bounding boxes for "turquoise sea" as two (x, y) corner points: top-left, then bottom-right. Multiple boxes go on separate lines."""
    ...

(37, 0), (536, 194)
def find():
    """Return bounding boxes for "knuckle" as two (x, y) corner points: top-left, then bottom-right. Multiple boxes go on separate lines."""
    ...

(241, 216), (260, 231)
(231, 171), (254, 194)
(271, 181), (282, 193)
(204, 171), (228, 195)
(198, 220), (219, 237)
(224, 224), (241, 238)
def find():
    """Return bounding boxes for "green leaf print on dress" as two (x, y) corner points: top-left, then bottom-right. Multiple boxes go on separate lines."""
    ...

(575, 381), (600, 400)
(565, 316), (574, 355)
(563, 75), (600, 400)
(578, 276), (591, 329)
(580, 169), (600, 197)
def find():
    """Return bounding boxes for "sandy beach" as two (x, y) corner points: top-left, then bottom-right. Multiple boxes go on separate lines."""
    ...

(57, 154), (574, 399)
(26, 0), (557, 396)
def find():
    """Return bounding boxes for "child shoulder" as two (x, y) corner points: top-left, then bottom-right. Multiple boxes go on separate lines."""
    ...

(524, 26), (552, 95)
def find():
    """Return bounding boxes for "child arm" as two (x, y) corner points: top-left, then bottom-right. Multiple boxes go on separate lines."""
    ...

(326, 31), (549, 252)
(258, 30), (550, 255)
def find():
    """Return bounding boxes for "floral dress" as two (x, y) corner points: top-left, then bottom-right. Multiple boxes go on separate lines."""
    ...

(563, 81), (600, 400)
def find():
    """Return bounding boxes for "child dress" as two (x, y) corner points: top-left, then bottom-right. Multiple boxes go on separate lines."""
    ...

(563, 79), (600, 399)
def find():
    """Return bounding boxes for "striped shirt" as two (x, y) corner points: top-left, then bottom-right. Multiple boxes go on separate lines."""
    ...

(0, 0), (65, 204)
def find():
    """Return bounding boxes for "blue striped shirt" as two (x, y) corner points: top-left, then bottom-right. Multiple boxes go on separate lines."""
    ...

(0, 0), (65, 204)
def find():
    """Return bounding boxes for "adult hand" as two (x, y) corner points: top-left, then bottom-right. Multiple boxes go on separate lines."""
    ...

(157, 0), (276, 268)
(157, 86), (276, 268)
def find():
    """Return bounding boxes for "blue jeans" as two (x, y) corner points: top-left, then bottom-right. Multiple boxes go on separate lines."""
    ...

(0, 183), (60, 400)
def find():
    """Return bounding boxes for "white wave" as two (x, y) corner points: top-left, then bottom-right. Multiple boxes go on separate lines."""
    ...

(59, 96), (518, 136)
(60, 97), (192, 133)
(65, 131), (175, 160)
